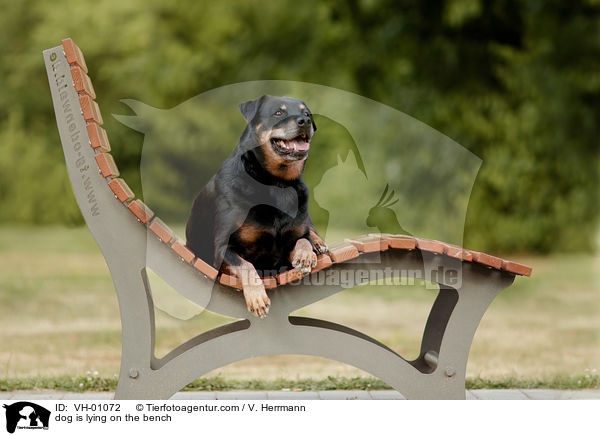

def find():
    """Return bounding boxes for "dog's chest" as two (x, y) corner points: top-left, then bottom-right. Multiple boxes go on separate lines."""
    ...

(236, 203), (307, 265)
(242, 181), (300, 218)
(245, 204), (305, 238)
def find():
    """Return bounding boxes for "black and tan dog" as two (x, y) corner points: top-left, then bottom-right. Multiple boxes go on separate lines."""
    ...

(186, 95), (327, 317)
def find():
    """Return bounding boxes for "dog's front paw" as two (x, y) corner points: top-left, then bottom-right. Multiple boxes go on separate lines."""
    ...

(292, 246), (318, 275)
(243, 284), (270, 318)
(314, 239), (329, 254)
(310, 230), (329, 254)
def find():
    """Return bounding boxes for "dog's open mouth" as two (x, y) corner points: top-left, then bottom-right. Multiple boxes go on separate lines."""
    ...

(270, 133), (311, 159)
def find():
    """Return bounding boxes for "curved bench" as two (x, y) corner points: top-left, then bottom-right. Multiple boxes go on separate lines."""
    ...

(43, 39), (531, 400)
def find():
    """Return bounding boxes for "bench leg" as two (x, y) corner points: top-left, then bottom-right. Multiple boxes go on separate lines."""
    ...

(414, 269), (515, 399)
(111, 266), (158, 399)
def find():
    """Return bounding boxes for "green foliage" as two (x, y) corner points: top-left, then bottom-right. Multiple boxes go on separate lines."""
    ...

(0, 112), (82, 225)
(0, 0), (598, 252)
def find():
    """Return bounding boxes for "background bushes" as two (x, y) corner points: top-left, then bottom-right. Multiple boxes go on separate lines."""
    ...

(0, 0), (598, 252)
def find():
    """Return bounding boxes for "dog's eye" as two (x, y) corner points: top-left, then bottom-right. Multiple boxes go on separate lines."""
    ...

(274, 110), (283, 116)
(304, 111), (311, 117)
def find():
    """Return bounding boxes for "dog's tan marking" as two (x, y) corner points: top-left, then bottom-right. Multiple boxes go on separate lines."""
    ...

(270, 127), (286, 138)
(256, 127), (271, 145)
(238, 224), (266, 244)
(261, 142), (305, 180)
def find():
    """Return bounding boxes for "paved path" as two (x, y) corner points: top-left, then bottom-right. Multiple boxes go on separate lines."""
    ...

(1, 389), (599, 400)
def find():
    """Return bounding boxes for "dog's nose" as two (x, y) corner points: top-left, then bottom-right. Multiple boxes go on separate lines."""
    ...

(296, 116), (310, 127)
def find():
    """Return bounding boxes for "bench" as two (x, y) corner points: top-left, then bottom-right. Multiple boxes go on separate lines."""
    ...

(43, 39), (531, 400)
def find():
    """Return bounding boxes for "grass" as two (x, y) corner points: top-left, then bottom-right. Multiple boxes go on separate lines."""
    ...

(0, 226), (598, 391)
(1, 373), (599, 393)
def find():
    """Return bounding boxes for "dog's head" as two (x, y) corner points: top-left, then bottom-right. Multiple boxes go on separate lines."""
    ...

(240, 95), (317, 173)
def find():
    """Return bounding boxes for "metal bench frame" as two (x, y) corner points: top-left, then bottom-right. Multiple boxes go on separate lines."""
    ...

(44, 42), (523, 400)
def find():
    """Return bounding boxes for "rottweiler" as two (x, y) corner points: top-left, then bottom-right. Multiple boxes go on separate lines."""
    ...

(186, 95), (328, 318)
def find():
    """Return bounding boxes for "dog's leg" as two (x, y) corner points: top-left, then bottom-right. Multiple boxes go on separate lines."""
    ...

(309, 225), (328, 254)
(213, 218), (271, 318)
(290, 238), (318, 275)
(222, 252), (271, 318)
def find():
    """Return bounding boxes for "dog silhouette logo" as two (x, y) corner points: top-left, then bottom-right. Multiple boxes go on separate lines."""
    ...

(3, 402), (50, 433)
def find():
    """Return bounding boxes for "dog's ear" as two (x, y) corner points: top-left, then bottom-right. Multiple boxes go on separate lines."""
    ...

(311, 117), (317, 132)
(239, 96), (265, 123)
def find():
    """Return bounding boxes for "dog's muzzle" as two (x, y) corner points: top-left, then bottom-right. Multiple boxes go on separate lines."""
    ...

(270, 131), (311, 160)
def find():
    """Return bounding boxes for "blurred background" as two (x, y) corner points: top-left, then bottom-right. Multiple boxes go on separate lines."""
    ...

(0, 0), (598, 390)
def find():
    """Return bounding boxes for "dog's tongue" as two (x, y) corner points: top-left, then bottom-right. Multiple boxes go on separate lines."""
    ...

(290, 139), (310, 152)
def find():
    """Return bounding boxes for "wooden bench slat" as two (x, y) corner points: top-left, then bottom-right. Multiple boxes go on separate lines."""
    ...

(61, 38), (88, 73)
(262, 276), (278, 290)
(108, 178), (134, 203)
(327, 241), (360, 263)
(219, 274), (243, 290)
(345, 235), (389, 253)
(127, 199), (153, 224)
(502, 260), (532, 277)
(171, 239), (195, 264)
(86, 123), (111, 152)
(373, 234), (417, 250)
(218, 274), (276, 290)
(79, 95), (103, 125)
(70, 66), (95, 99)
(277, 268), (304, 286)
(444, 245), (474, 261)
(94, 153), (119, 178)
(416, 239), (446, 254)
(149, 218), (174, 244)
(193, 258), (219, 280)
(472, 252), (503, 269)
(312, 254), (333, 272)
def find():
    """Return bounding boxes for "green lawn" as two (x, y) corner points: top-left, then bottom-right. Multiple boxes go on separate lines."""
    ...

(0, 226), (598, 391)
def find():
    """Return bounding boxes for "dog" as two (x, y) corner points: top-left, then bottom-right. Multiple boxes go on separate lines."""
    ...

(186, 95), (328, 317)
